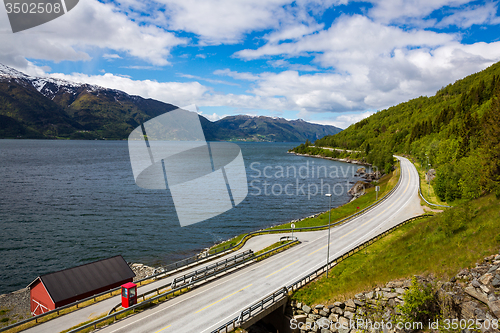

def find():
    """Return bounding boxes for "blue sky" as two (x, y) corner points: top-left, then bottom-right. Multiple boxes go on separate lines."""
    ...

(1, 0), (500, 128)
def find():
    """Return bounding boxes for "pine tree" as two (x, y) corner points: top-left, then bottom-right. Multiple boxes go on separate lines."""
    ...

(481, 93), (500, 196)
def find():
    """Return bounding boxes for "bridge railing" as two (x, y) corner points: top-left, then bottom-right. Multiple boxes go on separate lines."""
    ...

(210, 213), (432, 333)
(106, 250), (254, 314)
(63, 239), (300, 333)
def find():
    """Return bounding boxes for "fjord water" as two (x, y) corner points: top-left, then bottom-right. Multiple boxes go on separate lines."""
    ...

(0, 140), (362, 294)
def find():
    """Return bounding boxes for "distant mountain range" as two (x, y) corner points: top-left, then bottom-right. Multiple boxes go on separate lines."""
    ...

(0, 64), (342, 141)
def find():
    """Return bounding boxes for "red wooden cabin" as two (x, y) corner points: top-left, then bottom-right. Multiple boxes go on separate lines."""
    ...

(28, 255), (135, 316)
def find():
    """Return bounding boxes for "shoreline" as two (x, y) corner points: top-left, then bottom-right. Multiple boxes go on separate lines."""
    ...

(207, 153), (374, 253)
(287, 151), (372, 167)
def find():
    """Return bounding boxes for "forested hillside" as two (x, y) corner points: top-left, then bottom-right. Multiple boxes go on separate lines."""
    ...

(292, 62), (500, 202)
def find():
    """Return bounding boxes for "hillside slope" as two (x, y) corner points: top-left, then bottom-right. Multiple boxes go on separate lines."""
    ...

(293, 61), (500, 202)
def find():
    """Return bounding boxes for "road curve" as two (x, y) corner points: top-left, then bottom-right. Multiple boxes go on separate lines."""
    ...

(86, 156), (422, 333)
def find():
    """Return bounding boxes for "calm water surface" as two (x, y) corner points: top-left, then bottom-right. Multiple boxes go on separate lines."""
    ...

(0, 140), (363, 294)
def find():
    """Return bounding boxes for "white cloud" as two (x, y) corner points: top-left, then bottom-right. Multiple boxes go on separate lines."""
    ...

(214, 69), (260, 81)
(177, 73), (241, 86)
(199, 112), (231, 121)
(436, 2), (500, 28)
(309, 111), (375, 129)
(366, 0), (472, 25)
(264, 23), (324, 43)
(231, 14), (500, 113)
(0, 0), (186, 69)
(268, 59), (319, 71)
(103, 53), (122, 60)
(138, 0), (342, 45)
(49, 71), (209, 107)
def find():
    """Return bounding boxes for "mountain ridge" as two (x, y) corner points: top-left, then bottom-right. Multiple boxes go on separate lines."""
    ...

(0, 64), (342, 141)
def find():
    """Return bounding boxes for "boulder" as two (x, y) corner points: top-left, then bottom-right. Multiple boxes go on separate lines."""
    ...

(353, 299), (364, 307)
(303, 304), (312, 314)
(308, 313), (321, 320)
(345, 299), (356, 309)
(333, 307), (343, 315)
(348, 181), (372, 197)
(480, 284), (491, 294)
(338, 316), (349, 328)
(333, 301), (344, 308)
(425, 169), (436, 182)
(344, 311), (354, 320)
(465, 286), (489, 304)
(462, 301), (479, 319)
(479, 273), (493, 285)
(329, 313), (339, 322)
(488, 265), (499, 274)
(488, 300), (500, 319)
(317, 317), (331, 330)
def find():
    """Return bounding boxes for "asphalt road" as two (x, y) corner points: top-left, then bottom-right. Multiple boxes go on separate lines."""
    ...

(93, 156), (422, 333)
(25, 156), (422, 333)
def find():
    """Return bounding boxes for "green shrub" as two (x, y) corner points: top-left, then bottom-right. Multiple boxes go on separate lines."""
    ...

(398, 277), (439, 325)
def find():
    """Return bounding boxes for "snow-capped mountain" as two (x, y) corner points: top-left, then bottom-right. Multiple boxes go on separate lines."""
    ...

(0, 64), (130, 103)
(0, 64), (342, 141)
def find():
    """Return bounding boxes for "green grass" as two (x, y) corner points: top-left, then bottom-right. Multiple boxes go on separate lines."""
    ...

(292, 194), (500, 306)
(209, 165), (400, 254)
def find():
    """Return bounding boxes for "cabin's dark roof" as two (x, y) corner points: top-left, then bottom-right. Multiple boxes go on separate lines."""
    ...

(29, 255), (135, 304)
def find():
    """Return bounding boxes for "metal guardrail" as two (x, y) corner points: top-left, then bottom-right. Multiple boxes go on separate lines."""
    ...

(64, 239), (300, 333)
(210, 213), (433, 333)
(418, 176), (451, 208)
(208, 159), (403, 256)
(171, 250), (254, 289)
(106, 250), (254, 316)
(0, 238), (236, 333)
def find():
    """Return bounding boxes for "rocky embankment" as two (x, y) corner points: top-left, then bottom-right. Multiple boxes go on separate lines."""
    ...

(347, 168), (383, 201)
(288, 152), (371, 166)
(282, 251), (500, 333)
(0, 288), (30, 327)
(129, 262), (158, 281)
